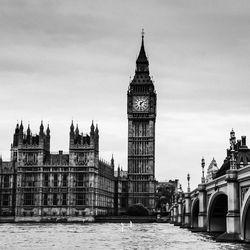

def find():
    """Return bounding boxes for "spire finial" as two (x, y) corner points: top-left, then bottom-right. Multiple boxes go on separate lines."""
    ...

(141, 28), (144, 39)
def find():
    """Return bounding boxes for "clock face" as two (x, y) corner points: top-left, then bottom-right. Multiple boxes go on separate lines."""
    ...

(133, 96), (149, 111)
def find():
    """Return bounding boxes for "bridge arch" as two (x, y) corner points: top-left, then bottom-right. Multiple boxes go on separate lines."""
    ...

(191, 197), (199, 228)
(241, 188), (250, 242)
(207, 191), (228, 232)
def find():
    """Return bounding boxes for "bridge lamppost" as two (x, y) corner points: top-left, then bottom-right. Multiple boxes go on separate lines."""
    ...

(177, 184), (183, 225)
(184, 173), (191, 228)
(198, 157), (207, 230)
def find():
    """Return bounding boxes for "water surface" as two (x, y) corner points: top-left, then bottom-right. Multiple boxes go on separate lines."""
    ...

(0, 223), (249, 249)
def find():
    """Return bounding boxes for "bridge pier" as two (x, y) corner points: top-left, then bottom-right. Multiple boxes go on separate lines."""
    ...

(217, 169), (241, 242)
(176, 197), (182, 225)
(183, 192), (191, 228)
(198, 183), (207, 231)
(173, 203), (178, 224)
(170, 208), (174, 223)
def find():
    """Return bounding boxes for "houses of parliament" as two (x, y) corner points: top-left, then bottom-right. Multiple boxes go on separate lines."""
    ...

(0, 33), (157, 221)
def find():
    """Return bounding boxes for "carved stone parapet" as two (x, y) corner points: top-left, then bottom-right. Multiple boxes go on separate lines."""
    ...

(225, 170), (238, 182)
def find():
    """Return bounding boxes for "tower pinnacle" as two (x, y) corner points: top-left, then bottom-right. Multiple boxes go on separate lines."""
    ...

(136, 29), (149, 73)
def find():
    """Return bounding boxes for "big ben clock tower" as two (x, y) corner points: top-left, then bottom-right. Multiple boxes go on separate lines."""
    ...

(127, 31), (156, 211)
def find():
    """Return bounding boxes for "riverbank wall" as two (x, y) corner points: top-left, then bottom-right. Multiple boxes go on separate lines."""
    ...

(0, 216), (95, 223)
(0, 215), (157, 223)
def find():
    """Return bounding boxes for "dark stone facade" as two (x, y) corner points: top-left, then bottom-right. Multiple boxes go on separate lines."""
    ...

(0, 121), (118, 222)
(127, 33), (157, 211)
(0, 35), (158, 220)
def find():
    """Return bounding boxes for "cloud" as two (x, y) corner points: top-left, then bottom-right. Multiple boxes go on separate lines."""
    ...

(0, 0), (250, 189)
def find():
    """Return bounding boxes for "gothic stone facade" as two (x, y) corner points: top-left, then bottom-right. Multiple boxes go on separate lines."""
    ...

(0, 121), (116, 222)
(0, 34), (158, 220)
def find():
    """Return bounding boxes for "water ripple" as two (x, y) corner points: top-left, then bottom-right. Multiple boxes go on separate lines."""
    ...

(0, 223), (249, 250)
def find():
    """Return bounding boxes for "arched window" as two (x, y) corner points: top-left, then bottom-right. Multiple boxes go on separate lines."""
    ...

(3, 175), (9, 188)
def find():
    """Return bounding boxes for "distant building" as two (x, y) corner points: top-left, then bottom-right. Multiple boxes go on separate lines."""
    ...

(0, 32), (160, 220)
(206, 158), (218, 182)
(156, 180), (179, 214)
(213, 129), (250, 179)
(0, 121), (115, 221)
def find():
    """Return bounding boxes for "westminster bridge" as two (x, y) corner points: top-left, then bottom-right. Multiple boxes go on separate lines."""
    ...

(169, 130), (250, 243)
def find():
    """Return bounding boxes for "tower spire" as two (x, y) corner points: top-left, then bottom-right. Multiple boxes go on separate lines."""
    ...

(136, 29), (149, 73)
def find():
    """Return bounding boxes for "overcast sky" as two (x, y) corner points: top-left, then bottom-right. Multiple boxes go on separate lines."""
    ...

(0, 0), (250, 190)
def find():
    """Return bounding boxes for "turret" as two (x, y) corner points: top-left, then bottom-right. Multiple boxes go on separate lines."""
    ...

(27, 124), (31, 144)
(70, 120), (74, 134)
(88, 121), (94, 147)
(27, 124), (31, 136)
(18, 121), (23, 145)
(19, 121), (23, 132)
(39, 121), (44, 145)
(39, 120), (44, 135)
(69, 121), (74, 147)
(111, 154), (114, 169)
(15, 123), (19, 134)
(95, 124), (99, 136)
(13, 123), (19, 146)
(45, 124), (50, 151)
(117, 165), (120, 177)
(90, 120), (95, 136)
(46, 124), (50, 137)
(94, 124), (99, 150)
(75, 124), (79, 136)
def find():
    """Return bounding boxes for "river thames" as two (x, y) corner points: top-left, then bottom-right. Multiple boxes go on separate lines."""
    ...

(0, 223), (249, 250)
